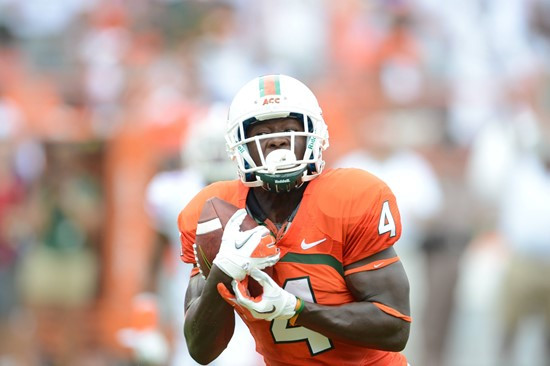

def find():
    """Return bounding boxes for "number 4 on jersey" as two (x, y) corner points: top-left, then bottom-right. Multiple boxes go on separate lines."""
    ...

(378, 200), (396, 237)
(271, 278), (333, 355)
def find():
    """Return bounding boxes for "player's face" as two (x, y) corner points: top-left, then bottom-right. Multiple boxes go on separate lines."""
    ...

(246, 117), (306, 166)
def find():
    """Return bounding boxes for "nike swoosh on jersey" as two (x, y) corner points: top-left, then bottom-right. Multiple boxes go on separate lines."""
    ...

(300, 238), (327, 250)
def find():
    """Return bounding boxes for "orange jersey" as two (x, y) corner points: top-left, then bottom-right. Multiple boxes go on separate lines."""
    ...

(178, 168), (407, 366)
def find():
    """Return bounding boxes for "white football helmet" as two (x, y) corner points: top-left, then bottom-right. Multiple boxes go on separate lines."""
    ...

(226, 74), (329, 192)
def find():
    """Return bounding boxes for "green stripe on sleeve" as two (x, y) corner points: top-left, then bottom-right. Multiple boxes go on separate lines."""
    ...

(279, 253), (344, 277)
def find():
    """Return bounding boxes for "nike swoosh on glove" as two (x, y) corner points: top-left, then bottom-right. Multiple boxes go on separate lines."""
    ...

(232, 268), (298, 321)
(212, 209), (279, 280)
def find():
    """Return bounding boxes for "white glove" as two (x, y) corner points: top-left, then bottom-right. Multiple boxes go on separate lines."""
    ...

(232, 268), (299, 321)
(213, 209), (279, 280)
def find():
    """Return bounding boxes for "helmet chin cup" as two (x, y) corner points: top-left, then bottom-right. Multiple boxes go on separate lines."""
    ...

(265, 149), (297, 173)
(258, 149), (304, 192)
(256, 168), (306, 193)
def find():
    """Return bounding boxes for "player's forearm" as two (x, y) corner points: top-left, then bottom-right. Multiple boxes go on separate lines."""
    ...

(184, 268), (235, 364)
(295, 301), (410, 351)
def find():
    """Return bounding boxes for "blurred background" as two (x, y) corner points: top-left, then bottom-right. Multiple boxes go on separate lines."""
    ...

(1, 0), (550, 365)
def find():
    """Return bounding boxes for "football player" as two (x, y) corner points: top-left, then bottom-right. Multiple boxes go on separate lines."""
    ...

(178, 74), (411, 365)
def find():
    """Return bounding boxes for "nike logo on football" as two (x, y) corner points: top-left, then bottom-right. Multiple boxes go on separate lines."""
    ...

(301, 238), (327, 250)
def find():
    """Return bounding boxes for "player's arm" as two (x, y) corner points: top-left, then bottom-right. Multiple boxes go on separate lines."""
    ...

(295, 246), (411, 351)
(183, 266), (236, 364)
(183, 209), (279, 364)
(232, 246), (410, 351)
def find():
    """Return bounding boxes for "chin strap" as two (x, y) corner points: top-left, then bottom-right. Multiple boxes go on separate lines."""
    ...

(263, 179), (304, 193)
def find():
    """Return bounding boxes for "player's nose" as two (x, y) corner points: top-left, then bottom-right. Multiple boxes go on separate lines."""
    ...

(266, 136), (290, 150)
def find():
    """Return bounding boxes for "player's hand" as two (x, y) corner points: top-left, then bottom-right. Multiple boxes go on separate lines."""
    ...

(212, 209), (279, 280)
(232, 268), (300, 321)
(216, 281), (256, 322)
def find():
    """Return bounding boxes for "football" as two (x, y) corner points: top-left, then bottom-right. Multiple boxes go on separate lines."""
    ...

(193, 197), (273, 296)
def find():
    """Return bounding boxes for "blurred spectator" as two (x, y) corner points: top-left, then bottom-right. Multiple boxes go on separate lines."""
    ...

(374, 4), (426, 108)
(420, 135), (474, 366)
(17, 142), (104, 365)
(248, 0), (329, 78)
(424, 0), (538, 146)
(117, 292), (170, 366)
(462, 55), (547, 365)
(77, 2), (130, 137)
(0, 52), (45, 361)
(191, 1), (261, 103)
(0, 0), (95, 39)
(0, 141), (27, 363)
(496, 127), (550, 366)
(0, 93), (23, 141)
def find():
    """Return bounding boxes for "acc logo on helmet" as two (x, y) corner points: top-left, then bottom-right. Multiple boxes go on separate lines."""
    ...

(262, 97), (280, 106)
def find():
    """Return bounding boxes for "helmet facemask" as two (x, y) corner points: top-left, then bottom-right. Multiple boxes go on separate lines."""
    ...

(226, 74), (329, 192)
